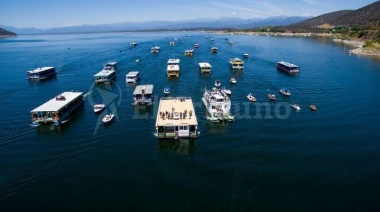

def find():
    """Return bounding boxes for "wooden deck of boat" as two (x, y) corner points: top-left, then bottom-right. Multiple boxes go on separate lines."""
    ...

(155, 97), (198, 127)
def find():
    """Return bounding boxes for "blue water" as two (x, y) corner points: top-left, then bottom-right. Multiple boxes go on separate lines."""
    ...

(1, 32), (380, 211)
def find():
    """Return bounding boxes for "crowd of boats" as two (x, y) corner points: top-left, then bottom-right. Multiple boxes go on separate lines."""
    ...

(27, 37), (317, 139)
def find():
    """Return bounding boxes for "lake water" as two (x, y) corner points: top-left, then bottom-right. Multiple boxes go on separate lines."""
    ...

(1, 32), (380, 211)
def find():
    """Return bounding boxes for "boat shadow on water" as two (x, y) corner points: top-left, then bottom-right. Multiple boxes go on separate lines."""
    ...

(157, 138), (196, 155)
(35, 107), (85, 134)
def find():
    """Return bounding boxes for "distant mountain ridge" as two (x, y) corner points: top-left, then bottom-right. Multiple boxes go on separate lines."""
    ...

(1, 16), (310, 35)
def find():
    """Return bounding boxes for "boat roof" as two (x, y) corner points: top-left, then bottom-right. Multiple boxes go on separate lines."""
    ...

(167, 58), (180, 64)
(211, 47), (218, 49)
(126, 71), (140, 77)
(105, 62), (117, 66)
(94, 69), (115, 77)
(155, 97), (198, 126)
(278, 61), (299, 68)
(31, 92), (83, 112)
(231, 58), (242, 61)
(27, 67), (54, 73)
(185, 49), (194, 52)
(213, 93), (225, 99)
(133, 84), (153, 95)
(167, 64), (180, 71)
(199, 62), (211, 68)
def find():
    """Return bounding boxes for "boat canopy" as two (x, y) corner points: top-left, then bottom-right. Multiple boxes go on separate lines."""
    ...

(133, 85), (154, 95)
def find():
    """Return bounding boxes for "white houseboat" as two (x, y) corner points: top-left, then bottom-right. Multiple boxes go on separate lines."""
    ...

(202, 87), (235, 122)
(132, 84), (154, 105)
(126, 71), (140, 83)
(230, 58), (244, 70)
(184, 49), (194, 56)
(26, 67), (56, 80)
(155, 97), (199, 139)
(151, 46), (160, 53)
(199, 62), (212, 73)
(277, 61), (300, 74)
(167, 59), (180, 77)
(104, 62), (117, 71)
(31, 91), (84, 126)
(94, 62), (117, 83)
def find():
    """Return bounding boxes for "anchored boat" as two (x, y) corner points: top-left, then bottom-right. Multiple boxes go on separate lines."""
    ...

(31, 91), (84, 126)
(202, 87), (234, 122)
(155, 97), (199, 139)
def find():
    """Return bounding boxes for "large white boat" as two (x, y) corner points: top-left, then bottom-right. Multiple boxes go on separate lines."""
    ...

(31, 91), (84, 126)
(230, 58), (244, 70)
(26, 67), (56, 80)
(167, 59), (180, 77)
(132, 84), (154, 105)
(202, 87), (234, 122)
(94, 62), (117, 84)
(184, 49), (194, 56)
(277, 61), (300, 74)
(199, 62), (211, 73)
(155, 97), (199, 139)
(126, 71), (140, 83)
(151, 46), (160, 53)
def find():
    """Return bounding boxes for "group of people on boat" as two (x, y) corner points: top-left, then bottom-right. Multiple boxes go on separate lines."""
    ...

(159, 109), (192, 120)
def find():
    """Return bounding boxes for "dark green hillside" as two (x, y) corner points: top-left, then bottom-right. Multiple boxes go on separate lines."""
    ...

(0, 28), (17, 36)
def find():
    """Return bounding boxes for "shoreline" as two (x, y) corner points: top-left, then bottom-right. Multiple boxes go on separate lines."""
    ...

(212, 30), (380, 57)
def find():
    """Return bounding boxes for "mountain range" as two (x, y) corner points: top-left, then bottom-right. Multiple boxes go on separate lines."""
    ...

(289, 1), (380, 30)
(1, 16), (310, 35)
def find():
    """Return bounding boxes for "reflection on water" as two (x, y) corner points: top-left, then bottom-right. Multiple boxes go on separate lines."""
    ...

(158, 138), (196, 155)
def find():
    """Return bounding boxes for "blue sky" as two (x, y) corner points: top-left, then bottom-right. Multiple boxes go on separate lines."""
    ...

(1, 0), (377, 28)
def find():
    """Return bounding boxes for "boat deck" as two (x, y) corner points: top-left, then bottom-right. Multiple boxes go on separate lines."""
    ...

(31, 92), (83, 112)
(133, 84), (153, 95)
(155, 97), (198, 127)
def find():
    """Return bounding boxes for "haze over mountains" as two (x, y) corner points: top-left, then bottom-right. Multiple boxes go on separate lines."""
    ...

(1, 16), (310, 35)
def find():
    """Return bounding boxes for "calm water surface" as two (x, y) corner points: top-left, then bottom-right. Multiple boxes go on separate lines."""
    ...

(0, 32), (380, 211)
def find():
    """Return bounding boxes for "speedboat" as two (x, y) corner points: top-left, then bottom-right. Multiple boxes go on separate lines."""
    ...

(221, 88), (231, 95)
(102, 113), (114, 124)
(279, 88), (291, 96)
(268, 93), (276, 101)
(243, 53), (249, 58)
(214, 80), (221, 87)
(163, 87), (170, 95)
(290, 104), (301, 111)
(94, 104), (105, 113)
(230, 77), (237, 84)
(247, 93), (256, 102)
(309, 104), (317, 111)
(135, 59), (140, 63)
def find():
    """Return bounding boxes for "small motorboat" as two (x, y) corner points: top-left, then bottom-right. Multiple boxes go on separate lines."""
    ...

(309, 104), (317, 111)
(214, 80), (221, 87)
(230, 77), (236, 84)
(94, 104), (105, 113)
(279, 88), (291, 96)
(102, 113), (114, 124)
(290, 104), (301, 111)
(247, 93), (256, 102)
(163, 87), (170, 95)
(268, 93), (276, 101)
(135, 59), (140, 63)
(221, 88), (231, 95)
(243, 53), (249, 58)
